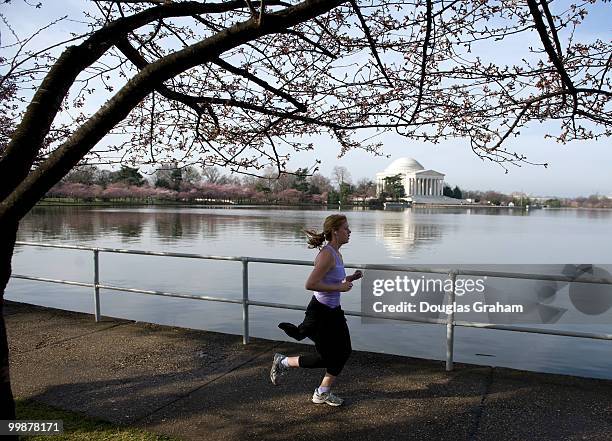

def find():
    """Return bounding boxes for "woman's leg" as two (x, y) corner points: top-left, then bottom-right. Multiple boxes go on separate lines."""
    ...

(284, 356), (300, 367)
(319, 372), (336, 388)
(309, 316), (351, 405)
(286, 313), (351, 376)
(295, 341), (341, 404)
(270, 352), (324, 385)
(297, 353), (325, 368)
(317, 317), (352, 377)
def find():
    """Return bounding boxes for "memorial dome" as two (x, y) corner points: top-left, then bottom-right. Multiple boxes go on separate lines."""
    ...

(384, 157), (424, 175)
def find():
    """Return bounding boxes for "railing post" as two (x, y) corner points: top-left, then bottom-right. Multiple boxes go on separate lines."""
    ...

(242, 259), (249, 344)
(93, 249), (100, 322)
(446, 271), (457, 372)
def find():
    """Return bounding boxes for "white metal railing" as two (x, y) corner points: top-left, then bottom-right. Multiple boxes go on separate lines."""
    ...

(11, 241), (612, 372)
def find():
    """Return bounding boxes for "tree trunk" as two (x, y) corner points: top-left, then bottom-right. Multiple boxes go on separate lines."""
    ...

(0, 216), (18, 424)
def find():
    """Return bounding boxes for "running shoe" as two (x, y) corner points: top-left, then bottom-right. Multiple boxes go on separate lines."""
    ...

(312, 388), (344, 406)
(270, 352), (288, 385)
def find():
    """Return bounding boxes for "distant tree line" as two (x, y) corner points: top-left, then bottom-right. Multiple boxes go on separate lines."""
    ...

(443, 185), (534, 206)
(51, 166), (612, 208)
(443, 184), (612, 208)
(561, 195), (612, 209)
(46, 164), (378, 205)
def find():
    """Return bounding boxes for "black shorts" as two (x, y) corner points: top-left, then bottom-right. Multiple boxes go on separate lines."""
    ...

(297, 296), (352, 376)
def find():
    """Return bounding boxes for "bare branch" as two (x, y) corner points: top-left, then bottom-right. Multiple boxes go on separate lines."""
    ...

(407, 0), (432, 126)
(598, 54), (611, 92)
(115, 37), (221, 136)
(348, 0), (393, 88)
(213, 58), (307, 112)
(539, 0), (563, 59)
(280, 29), (336, 58)
(527, 0), (574, 92)
(575, 87), (612, 98)
(150, 90), (155, 161)
(95, 0), (174, 3)
(227, 108), (300, 165)
(259, 0), (265, 26)
(243, 0), (257, 17)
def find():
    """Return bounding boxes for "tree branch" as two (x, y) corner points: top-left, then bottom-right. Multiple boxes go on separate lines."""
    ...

(539, 0), (563, 59)
(407, 0), (432, 125)
(527, 0), (574, 92)
(597, 54), (611, 92)
(227, 109), (300, 164)
(575, 87), (612, 98)
(348, 0), (393, 88)
(150, 90), (156, 161)
(96, 0), (172, 3)
(280, 28), (337, 58)
(243, 0), (257, 17)
(259, 0), (265, 26)
(115, 36), (220, 135)
(212, 58), (307, 112)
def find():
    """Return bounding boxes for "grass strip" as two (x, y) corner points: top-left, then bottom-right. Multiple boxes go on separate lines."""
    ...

(15, 399), (180, 441)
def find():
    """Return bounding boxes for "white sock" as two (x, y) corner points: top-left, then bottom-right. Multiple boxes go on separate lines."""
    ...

(281, 357), (290, 368)
(318, 386), (331, 394)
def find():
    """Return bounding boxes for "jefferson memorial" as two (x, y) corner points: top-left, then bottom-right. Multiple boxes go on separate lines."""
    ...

(375, 157), (447, 201)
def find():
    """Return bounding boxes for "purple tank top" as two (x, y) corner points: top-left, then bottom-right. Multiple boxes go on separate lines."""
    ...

(314, 245), (346, 308)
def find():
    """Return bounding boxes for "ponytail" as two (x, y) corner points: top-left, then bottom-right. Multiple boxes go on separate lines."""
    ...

(304, 214), (347, 249)
(304, 229), (326, 249)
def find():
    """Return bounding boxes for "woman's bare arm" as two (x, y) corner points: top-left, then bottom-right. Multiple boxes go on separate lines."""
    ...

(305, 249), (353, 292)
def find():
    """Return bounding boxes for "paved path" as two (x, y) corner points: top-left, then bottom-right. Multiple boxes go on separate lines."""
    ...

(6, 301), (612, 440)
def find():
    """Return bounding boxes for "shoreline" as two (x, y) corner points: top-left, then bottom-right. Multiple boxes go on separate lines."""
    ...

(35, 199), (612, 211)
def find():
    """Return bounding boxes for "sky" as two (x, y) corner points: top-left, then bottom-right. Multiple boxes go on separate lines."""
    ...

(2, 0), (610, 198)
(287, 126), (612, 198)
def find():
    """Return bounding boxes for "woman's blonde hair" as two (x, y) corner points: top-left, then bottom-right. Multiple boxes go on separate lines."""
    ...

(304, 214), (347, 249)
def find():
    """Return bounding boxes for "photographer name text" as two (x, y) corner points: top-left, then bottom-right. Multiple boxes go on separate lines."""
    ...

(372, 301), (524, 314)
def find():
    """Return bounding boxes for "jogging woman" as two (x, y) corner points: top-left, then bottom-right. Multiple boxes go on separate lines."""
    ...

(270, 214), (362, 406)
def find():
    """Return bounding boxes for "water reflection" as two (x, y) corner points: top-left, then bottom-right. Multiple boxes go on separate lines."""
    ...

(155, 212), (188, 241)
(18, 207), (328, 247)
(18, 206), (612, 263)
(413, 207), (529, 216)
(116, 219), (144, 240)
(376, 210), (443, 256)
(19, 207), (151, 242)
(574, 209), (612, 220)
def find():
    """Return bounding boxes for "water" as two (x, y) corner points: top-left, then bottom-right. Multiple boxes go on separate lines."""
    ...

(7, 205), (612, 379)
